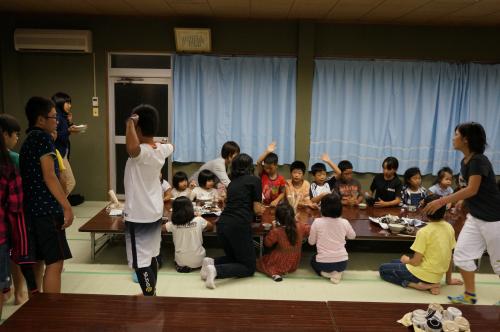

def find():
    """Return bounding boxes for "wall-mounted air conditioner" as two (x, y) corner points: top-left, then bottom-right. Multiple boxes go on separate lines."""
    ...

(14, 29), (92, 53)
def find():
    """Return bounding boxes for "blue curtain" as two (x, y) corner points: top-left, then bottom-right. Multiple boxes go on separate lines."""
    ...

(311, 59), (500, 174)
(173, 55), (296, 164)
(464, 64), (500, 172)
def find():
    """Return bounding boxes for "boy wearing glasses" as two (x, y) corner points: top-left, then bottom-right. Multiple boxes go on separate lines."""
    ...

(20, 97), (73, 293)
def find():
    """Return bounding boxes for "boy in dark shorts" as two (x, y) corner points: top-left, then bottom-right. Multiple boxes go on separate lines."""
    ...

(20, 97), (74, 293)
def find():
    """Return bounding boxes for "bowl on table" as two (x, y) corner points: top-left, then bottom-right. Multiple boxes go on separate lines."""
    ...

(262, 223), (272, 231)
(388, 223), (405, 234)
(358, 203), (367, 210)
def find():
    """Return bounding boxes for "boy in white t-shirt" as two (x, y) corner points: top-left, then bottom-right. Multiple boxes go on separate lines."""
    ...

(123, 104), (174, 296)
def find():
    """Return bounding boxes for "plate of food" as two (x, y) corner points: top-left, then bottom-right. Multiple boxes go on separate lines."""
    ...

(369, 214), (425, 230)
(73, 124), (87, 133)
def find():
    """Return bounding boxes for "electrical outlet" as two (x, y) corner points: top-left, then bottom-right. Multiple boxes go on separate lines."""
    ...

(92, 96), (99, 107)
(92, 107), (99, 117)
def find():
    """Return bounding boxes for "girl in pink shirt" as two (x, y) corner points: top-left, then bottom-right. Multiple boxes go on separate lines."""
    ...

(308, 193), (356, 284)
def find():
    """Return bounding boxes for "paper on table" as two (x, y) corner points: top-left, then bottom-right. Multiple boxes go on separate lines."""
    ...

(369, 217), (389, 229)
(109, 209), (123, 216)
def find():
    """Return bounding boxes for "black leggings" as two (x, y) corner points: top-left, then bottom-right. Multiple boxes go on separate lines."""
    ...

(214, 221), (256, 279)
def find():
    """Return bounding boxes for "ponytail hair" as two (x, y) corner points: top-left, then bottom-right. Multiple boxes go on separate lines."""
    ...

(275, 202), (297, 246)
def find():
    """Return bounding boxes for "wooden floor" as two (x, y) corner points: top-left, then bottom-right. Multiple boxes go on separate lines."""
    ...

(1, 293), (498, 331)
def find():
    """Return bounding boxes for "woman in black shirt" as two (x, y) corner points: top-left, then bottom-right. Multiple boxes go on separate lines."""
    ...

(424, 122), (500, 305)
(201, 153), (262, 289)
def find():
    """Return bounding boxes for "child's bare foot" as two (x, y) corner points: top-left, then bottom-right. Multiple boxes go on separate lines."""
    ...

(408, 282), (440, 292)
(330, 271), (342, 284)
(429, 286), (441, 295)
(14, 291), (29, 305)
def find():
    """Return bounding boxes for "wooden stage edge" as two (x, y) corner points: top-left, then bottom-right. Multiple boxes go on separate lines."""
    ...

(1, 293), (498, 332)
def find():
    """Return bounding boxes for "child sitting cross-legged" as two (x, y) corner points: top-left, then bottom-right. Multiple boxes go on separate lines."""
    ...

(256, 202), (309, 282)
(378, 194), (463, 294)
(166, 196), (213, 273)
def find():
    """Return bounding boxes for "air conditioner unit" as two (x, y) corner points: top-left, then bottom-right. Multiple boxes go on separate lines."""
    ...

(14, 29), (92, 53)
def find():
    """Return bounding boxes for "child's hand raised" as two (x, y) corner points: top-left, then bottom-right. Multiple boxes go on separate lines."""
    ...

(320, 153), (331, 163)
(266, 142), (277, 153)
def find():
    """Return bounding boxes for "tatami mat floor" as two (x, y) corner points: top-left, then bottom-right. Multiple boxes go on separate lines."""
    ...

(2, 202), (499, 322)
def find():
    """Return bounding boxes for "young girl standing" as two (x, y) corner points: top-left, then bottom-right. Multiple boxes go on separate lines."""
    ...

(424, 122), (500, 304)
(256, 203), (309, 282)
(166, 197), (212, 273)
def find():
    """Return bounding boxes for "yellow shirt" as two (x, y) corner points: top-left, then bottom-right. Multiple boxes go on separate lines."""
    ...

(55, 149), (66, 171)
(406, 220), (456, 283)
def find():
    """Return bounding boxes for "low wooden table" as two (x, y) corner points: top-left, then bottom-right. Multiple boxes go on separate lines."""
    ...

(0, 293), (336, 331)
(79, 203), (268, 261)
(327, 301), (499, 332)
(79, 203), (465, 261)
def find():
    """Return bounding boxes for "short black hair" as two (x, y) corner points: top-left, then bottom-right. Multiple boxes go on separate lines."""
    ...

(290, 160), (306, 174)
(171, 196), (195, 225)
(403, 167), (421, 186)
(338, 160), (353, 173)
(423, 194), (446, 220)
(51, 92), (71, 112)
(172, 171), (188, 190)
(131, 104), (159, 137)
(0, 114), (21, 135)
(435, 166), (453, 185)
(221, 141), (240, 159)
(231, 153), (254, 179)
(263, 152), (278, 165)
(25, 96), (55, 128)
(455, 122), (487, 154)
(0, 127), (12, 168)
(320, 193), (342, 218)
(310, 162), (326, 175)
(383, 156), (399, 170)
(198, 169), (216, 188)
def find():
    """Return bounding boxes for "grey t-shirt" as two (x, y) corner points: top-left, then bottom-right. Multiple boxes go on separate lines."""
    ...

(460, 154), (500, 221)
(190, 157), (230, 187)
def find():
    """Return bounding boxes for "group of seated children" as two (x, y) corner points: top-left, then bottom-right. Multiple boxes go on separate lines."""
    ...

(163, 142), (462, 293)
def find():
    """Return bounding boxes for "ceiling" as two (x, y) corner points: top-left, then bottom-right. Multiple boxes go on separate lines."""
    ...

(1, 0), (500, 27)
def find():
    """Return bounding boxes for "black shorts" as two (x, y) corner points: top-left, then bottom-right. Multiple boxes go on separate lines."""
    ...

(28, 214), (72, 265)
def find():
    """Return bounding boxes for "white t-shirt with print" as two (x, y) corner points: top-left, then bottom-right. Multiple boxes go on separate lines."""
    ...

(171, 188), (194, 200)
(166, 216), (208, 268)
(124, 143), (173, 223)
(192, 187), (218, 201)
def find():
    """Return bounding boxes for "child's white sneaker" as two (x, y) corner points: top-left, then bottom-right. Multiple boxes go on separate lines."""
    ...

(200, 257), (214, 281)
(205, 265), (217, 289)
(330, 271), (342, 284)
(320, 271), (333, 279)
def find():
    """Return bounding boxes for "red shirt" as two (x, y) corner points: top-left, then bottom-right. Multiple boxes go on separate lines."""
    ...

(261, 172), (286, 205)
(0, 164), (32, 263)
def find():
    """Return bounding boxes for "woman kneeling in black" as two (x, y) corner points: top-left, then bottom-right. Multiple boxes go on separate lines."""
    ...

(200, 153), (262, 289)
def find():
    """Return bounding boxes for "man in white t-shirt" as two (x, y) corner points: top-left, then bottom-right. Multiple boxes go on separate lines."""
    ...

(123, 105), (174, 296)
